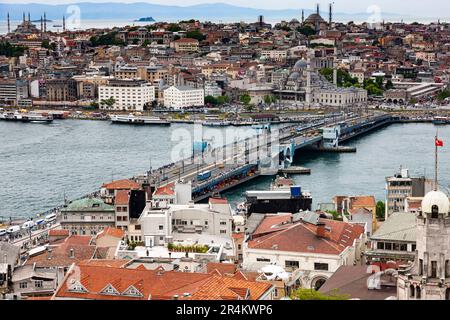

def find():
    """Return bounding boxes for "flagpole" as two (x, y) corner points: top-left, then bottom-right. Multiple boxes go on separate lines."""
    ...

(435, 131), (438, 191)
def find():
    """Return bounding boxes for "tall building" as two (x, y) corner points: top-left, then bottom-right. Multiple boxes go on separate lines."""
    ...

(397, 190), (450, 299)
(385, 168), (433, 218)
(45, 78), (78, 101)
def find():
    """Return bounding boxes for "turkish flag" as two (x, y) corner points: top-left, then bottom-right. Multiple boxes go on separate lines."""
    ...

(436, 138), (444, 147)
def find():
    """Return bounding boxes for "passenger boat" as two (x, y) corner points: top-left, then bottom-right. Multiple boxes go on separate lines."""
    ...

(432, 116), (450, 125)
(110, 114), (170, 125)
(202, 120), (231, 127)
(0, 111), (53, 123)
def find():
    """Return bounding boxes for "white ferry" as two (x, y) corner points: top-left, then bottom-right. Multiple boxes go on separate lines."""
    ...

(110, 114), (170, 125)
(0, 111), (54, 123)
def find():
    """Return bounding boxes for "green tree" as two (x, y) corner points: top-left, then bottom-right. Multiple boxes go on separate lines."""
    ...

(376, 201), (386, 220)
(291, 288), (349, 300)
(167, 23), (182, 32)
(297, 25), (316, 37)
(240, 94), (251, 105)
(204, 95), (218, 105)
(216, 95), (230, 105)
(90, 32), (125, 47)
(385, 79), (394, 90)
(186, 30), (205, 41)
(437, 89), (450, 101)
(0, 42), (26, 57)
(100, 97), (116, 109)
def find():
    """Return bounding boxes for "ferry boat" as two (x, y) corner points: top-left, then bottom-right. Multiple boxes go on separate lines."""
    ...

(432, 116), (450, 125)
(0, 111), (53, 123)
(202, 120), (231, 127)
(110, 114), (170, 125)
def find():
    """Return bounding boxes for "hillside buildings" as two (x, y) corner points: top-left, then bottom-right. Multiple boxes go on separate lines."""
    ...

(98, 79), (155, 111)
(163, 85), (204, 109)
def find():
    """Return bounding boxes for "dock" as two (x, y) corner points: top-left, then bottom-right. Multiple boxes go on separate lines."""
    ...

(278, 166), (311, 174)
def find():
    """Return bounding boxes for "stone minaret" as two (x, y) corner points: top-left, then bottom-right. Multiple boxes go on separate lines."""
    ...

(63, 16), (66, 32)
(7, 13), (10, 33)
(301, 9), (304, 24)
(23, 12), (25, 24)
(305, 50), (313, 106)
(44, 12), (47, 32)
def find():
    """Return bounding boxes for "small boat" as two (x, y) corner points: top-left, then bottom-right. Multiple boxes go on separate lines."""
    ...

(432, 116), (450, 125)
(110, 114), (170, 125)
(0, 111), (53, 123)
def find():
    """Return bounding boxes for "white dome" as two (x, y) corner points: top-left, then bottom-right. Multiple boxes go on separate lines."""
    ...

(421, 190), (449, 214)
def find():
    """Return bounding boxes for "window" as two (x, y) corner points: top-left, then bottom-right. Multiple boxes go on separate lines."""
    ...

(285, 260), (299, 269)
(220, 230), (227, 234)
(431, 205), (439, 219)
(256, 258), (271, 262)
(431, 261), (437, 278)
(135, 225), (141, 230)
(377, 242), (385, 250)
(159, 225), (164, 230)
(19, 282), (28, 289)
(385, 242), (392, 250)
(400, 244), (407, 251)
(35, 280), (43, 288)
(314, 263), (329, 271)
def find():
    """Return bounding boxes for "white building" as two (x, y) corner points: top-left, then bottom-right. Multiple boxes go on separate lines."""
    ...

(242, 212), (366, 290)
(204, 82), (223, 98)
(163, 85), (204, 109)
(98, 79), (155, 111)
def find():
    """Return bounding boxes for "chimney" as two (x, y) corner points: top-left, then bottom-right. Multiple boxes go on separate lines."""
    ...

(316, 223), (326, 238)
(47, 248), (52, 260)
(69, 248), (74, 258)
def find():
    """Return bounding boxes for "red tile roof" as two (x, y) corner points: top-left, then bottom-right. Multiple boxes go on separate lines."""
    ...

(48, 229), (70, 237)
(54, 264), (273, 300)
(102, 179), (140, 190)
(248, 217), (364, 255)
(96, 227), (125, 240)
(206, 262), (237, 275)
(153, 183), (175, 196)
(209, 197), (228, 204)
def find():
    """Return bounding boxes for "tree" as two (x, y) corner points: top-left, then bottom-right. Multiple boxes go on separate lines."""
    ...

(437, 89), (450, 101)
(297, 25), (316, 37)
(0, 42), (26, 57)
(204, 95), (218, 105)
(385, 79), (394, 90)
(90, 32), (125, 47)
(167, 23), (182, 32)
(376, 201), (385, 220)
(240, 94), (251, 105)
(186, 30), (205, 41)
(291, 288), (349, 300)
(216, 95), (230, 105)
(100, 97), (116, 109)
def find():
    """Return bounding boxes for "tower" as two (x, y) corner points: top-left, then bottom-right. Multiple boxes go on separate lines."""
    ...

(397, 144), (450, 300)
(41, 15), (43, 33)
(7, 12), (10, 34)
(44, 12), (47, 32)
(301, 9), (304, 24)
(23, 12), (25, 24)
(315, 3), (320, 33)
(329, 3), (333, 28)
(63, 15), (66, 32)
(316, 3), (320, 15)
(28, 12), (30, 23)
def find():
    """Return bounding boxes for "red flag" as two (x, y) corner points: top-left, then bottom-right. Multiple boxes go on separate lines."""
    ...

(436, 138), (444, 147)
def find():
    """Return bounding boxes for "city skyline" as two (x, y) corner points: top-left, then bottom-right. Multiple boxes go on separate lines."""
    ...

(0, 0), (449, 19)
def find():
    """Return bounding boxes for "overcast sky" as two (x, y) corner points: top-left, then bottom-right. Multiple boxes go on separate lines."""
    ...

(1, 0), (449, 18)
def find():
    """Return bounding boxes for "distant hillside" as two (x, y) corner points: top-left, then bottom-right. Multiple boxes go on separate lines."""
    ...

(0, 2), (404, 22)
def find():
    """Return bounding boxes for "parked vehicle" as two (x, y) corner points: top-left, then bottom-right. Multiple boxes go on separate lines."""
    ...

(197, 170), (212, 181)
(7, 225), (21, 234)
(22, 220), (36, 230)
(45, 213), (56, 223)
(0, 228), (7, 236)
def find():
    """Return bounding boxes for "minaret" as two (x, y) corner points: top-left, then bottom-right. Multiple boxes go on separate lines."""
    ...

(301, 9), (304, 24)
(305, 50), (313, 106)
(44, 12), (47, 32)
(23, 12), (25, 24)
(7, 13), (10, 34)
(316, 3), (320, 15)
(315, 3), (320, 33)
(28, 12), (31, 23)
(41, 15), (43, 34)
(329, 3), (333, 28)
(63, 15), (66, 32)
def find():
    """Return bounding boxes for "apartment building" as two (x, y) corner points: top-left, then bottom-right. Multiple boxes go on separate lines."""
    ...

(163, 85), (204, 109)
(98, 79), (155, 111)
(171, 38), (199, 52)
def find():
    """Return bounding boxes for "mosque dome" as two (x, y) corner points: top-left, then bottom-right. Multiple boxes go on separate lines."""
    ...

(288, 71), (300, 80)
(293, 59), (307, 70)
(304, 13), (326, 25)
(421, 190), (449, 215)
